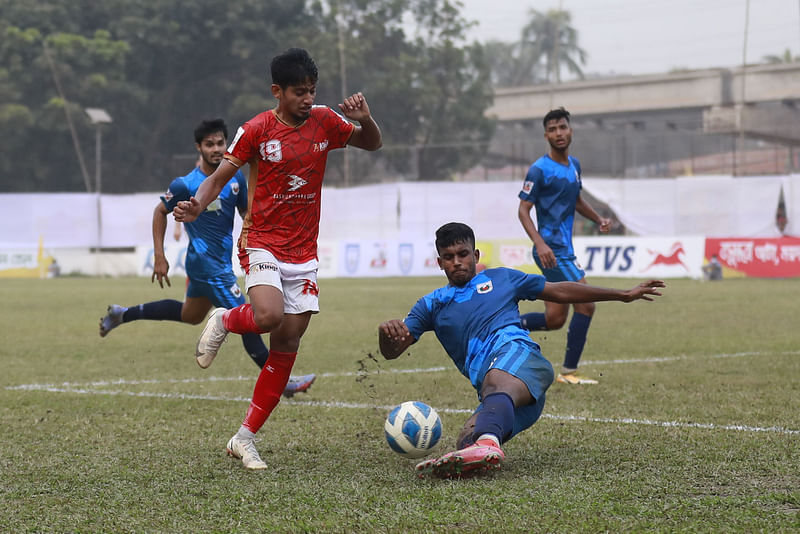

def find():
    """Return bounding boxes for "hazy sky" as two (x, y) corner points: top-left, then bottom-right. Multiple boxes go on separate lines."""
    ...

(458, 0), (800, 76)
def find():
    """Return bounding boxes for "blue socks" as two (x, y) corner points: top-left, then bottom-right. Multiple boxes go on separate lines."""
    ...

(122, 299), (183, 322)
(520, 312), (548, 331)
(564, 312), (592, 370)
(472, 392), (515, 445)
(241, 334), (270, 368)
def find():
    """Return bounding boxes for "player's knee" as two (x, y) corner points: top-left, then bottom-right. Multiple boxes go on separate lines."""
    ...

(253, 308), (283, 332)
(546, 313), (568, 330)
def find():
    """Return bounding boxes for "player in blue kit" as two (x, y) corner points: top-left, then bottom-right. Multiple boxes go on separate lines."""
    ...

(378, 222), (663, 478)
(99, 119), (314, 397)
(518, 107), (612, 385)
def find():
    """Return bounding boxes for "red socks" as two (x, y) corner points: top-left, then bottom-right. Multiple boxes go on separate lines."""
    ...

(242, 351), (297, 433)
(221, 304), (264, 334)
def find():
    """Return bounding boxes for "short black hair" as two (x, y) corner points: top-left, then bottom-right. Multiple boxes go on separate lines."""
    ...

(194, 118), (227, 144)
(435, 222), (476, 253)
(543, 107), (571, 128)
(270, 48), (319, 89)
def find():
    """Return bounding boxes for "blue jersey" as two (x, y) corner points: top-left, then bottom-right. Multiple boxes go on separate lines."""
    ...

(404, 268), (546, 385)
(160, 168), (247, 280)
(518, 154), (582, 256)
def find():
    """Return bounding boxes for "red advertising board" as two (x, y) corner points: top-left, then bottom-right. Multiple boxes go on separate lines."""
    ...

(705, 237), (800, 278)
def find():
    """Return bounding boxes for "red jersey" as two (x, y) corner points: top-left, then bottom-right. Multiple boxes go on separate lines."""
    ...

(226, 106), (355, 263)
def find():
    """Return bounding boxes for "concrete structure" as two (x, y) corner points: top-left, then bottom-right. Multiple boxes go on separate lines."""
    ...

(483, 63), (800, 177)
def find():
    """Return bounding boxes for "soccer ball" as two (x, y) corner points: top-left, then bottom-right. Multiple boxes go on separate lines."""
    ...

(384, 401), (442, 459)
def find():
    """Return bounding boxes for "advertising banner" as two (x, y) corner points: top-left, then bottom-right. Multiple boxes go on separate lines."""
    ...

(705, 237), (800, 278)
(338, 240), (442, 278)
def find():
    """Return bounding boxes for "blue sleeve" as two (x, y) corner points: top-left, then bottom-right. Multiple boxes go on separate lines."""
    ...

(235, 171), (248, 213)
(160, 178), (190, 213)
(507, 268), (546, 301)
(403, 295), (434, 341)
(518, 164), (544, 202)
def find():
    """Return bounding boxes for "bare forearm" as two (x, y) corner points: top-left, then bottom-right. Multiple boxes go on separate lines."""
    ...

(152, 206), (168, 259)
(543, 282), (630, 303)
(575, 197), (600, 224)
(354, 117), (382, 151)
(518, 204), (546, 247)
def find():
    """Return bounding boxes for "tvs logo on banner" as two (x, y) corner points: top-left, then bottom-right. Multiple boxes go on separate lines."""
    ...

(642, 242), (688, 273)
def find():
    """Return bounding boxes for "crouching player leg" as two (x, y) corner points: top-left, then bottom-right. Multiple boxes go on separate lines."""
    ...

(416, 340), (553, 478)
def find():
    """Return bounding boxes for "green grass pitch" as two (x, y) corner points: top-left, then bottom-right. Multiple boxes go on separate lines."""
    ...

(1, 276), (798, 532)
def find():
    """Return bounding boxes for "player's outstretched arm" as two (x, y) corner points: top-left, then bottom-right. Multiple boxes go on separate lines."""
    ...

(378, 319), (415, 360)
(340, 92), (382, 151)
(174, 158), (240, 222)
(539, 279), (666, 304)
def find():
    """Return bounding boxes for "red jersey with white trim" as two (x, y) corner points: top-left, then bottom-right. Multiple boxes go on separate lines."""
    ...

(226, 106), (355, 263)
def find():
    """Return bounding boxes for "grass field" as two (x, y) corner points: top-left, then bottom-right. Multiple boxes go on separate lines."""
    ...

(1, 275), (798, 533)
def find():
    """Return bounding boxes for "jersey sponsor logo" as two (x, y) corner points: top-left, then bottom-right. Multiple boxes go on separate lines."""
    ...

(259, 139), (282, 162)
(476, 280), (493, 294)
(301, 279), (319, 296)
(205, 198), (222, 213)
(313, 140), (329, 152)
(228, 126), (245, 153)
(287, 174), (308, 191)
(522, 180), (533, 194)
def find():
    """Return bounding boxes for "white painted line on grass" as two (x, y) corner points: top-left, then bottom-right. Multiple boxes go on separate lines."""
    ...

(7, 383), (798, 436)
(583, 349), (800, 366)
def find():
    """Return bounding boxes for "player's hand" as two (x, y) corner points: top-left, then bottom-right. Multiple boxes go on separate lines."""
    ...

(623, 279), (665, 302)
(174, 197), (201, 223)
(338, 92), (371, 122)
(151, 256), (171, 288)
(379, 319), (410, 341)
(598, 217), (612, 233)
(537, 243), (557, 269)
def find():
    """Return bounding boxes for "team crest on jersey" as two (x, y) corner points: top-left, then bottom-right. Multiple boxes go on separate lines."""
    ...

(476, 280), (493, 294)
(288, 174), (308, 191)
(229, 283), (242, 298)
(260, 139), (282, 162)
(313, 140), (329, 152)
(163, 190), (173, 202)
(230, 182), (239, 194)
(522, 180), (533, 194)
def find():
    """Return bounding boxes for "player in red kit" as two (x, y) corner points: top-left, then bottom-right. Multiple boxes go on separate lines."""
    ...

(174, 48), (382, 469)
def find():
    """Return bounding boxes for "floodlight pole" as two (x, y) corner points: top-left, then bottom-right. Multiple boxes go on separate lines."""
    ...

(85, 108), (112, 267)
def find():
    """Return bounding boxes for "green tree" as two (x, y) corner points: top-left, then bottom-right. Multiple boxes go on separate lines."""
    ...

(519, 8), (586, 83)
(762, 48), (799, 64)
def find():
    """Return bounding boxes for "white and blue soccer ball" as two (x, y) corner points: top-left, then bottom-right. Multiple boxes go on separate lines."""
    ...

(384, 401), (442, 458)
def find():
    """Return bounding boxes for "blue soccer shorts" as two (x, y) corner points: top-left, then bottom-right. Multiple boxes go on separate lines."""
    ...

(473, 338), (555, 441)
(533, 252), (585, 282)
(185, 271), (245, 309)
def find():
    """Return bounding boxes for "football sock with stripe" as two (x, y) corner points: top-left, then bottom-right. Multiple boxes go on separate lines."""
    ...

(472, 392), (514, 445)
(122, 300), (182, 322)
(242, 350), (296, 433)
(520, 312), (548, 331)
(563, 312), (592, 370)
(222, 303), (264, 334)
